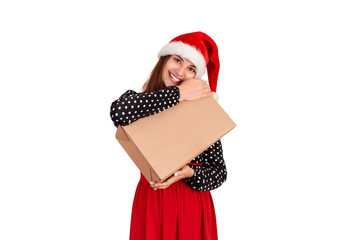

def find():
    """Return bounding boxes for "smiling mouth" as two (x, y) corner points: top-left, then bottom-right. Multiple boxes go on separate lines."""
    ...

(169, 72), (183, 85)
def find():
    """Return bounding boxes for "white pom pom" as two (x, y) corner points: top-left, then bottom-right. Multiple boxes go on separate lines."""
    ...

(212, 92), (219, 101)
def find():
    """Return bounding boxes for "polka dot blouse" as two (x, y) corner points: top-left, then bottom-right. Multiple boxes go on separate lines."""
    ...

(110, 86), (227, 192)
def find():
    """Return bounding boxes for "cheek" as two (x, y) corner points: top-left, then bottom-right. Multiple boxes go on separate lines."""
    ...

(162, 67), (168, 78)
(161, 69), (170, 85)
(186, 71), (196, 79)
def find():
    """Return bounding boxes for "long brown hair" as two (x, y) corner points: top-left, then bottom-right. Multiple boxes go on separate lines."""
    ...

(141, 55), (171, 93)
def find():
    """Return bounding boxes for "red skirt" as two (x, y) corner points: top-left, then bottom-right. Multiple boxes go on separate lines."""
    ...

(129, 172), (218, 240)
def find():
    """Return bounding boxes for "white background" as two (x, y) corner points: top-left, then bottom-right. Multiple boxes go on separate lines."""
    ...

(1, 0), (359, 239)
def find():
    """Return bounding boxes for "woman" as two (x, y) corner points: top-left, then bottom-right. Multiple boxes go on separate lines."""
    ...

(110, 31), (227, 240)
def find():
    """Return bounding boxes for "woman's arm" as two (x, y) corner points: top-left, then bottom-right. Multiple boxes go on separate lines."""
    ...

(110, 86), (180, 127)
(183, 139), (227, 191)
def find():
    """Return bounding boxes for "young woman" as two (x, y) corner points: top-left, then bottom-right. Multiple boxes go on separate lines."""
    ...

(110, 31), (227, 240)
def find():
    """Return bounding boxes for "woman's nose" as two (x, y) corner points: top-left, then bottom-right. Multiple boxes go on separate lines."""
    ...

(176, 65), (187, 78)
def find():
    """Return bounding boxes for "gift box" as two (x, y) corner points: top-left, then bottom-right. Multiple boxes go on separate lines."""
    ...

(115, 96), (236, 183)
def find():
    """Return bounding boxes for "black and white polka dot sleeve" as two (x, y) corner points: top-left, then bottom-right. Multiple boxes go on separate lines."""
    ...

(110, 86), (180, 127)
(183, 139), (227, 191)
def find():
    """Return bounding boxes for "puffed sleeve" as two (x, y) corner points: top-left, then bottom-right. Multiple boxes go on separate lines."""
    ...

(183, 139), (227, 191)
(110, 86), (180, 127)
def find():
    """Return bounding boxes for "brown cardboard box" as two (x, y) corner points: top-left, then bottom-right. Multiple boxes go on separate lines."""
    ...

(115, 96), (236, 183)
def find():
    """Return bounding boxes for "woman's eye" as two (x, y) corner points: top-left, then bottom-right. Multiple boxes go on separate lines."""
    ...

(189, 67), (196, 73)
(174, 57), (181, 63)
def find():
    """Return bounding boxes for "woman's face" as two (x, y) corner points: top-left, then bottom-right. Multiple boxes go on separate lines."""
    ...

(162, 55), (197, 87)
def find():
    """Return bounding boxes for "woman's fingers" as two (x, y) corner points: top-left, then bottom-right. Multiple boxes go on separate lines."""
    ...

(201, 92), (213, 98)
(150, 171), (183, 190)
(149, 165), (196, 190)
(178, 78), (212, 101)
(152, 178), (173, 189)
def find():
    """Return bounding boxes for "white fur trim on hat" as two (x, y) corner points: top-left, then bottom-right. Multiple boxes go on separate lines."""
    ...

(158, 41), (206, 78)
(212, 92), (219, 101)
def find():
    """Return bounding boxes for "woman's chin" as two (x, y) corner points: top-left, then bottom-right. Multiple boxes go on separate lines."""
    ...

(164, 79), (177, 87)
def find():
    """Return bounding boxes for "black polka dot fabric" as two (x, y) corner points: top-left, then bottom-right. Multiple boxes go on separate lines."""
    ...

(110, 86), (227, 191)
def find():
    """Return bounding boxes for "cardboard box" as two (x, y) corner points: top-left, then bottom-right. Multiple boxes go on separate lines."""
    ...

(115, 96), (236, 183)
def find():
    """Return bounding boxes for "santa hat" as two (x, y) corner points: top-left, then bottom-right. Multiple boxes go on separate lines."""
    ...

(158, 31), (220, 99)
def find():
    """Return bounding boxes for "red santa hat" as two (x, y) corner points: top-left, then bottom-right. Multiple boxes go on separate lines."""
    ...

(158, 31), (220, 94)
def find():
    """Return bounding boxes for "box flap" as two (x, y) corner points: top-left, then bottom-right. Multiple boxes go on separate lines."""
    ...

(115, 126), (129, 141)
(116, 125), (161, 183)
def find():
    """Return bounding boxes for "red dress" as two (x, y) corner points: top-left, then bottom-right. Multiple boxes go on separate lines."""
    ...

(129, 171), (218, 240)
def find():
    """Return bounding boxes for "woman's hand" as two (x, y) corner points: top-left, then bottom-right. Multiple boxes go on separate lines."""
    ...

(150, 165), (195, 190)
(178, 78), (212, 102)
